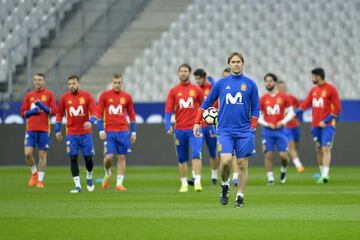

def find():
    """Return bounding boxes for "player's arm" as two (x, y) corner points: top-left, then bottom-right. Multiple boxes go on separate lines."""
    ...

(250, 82), (260, 130)
(55, 96), (65, 141)
(127, 95), (137, 143)
(276, 96), (295, 128)
(207, 76), (216, 85)
(84, 94), (97, 130)
(49, 93), (57, 116)
(164, 89), (175, 135)
(297, 89), (312, 118)
(97, 93), (106, 140)
(21, 95), (40, 118)
(322, 87), (342, 125)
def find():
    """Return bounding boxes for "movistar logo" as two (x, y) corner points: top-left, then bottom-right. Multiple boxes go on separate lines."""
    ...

(179, 97), (194, 108)
(312, 97), (324, 108)
(266, 104), (280, 115)
(225, 92), (243, 104)
(69, 106), (85, 116)
(108, 104), (123, 115)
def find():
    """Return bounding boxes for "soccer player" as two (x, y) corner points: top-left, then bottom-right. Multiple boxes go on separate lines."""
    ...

(194, 52), (260, 208)
(165, 63), (204, 192)
(193, 69), (218, 185)
(258, 74), (295, 185)
(20, 73), (57, 188)
(278, 80), (305, 173)
(97, 74), (137, 191)
(296, 68), (341, 183)
(55, 75), (97, 193)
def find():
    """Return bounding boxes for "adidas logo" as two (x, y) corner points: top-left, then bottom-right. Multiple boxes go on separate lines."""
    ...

(225, 85), (231, 90)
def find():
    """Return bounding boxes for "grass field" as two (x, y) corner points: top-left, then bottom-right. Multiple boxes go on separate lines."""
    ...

(0, 166), (359, 239)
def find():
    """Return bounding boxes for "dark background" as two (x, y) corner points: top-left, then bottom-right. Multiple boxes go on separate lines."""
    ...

(0, 123), (358, 166)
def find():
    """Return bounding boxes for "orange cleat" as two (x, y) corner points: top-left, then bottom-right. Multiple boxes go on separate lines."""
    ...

(297, 166), (305, 173)
(28, 172), (38, 187)
(115, 185), (127, 191)
(36, 181), (44, 188)
(102, 177), (111, 189)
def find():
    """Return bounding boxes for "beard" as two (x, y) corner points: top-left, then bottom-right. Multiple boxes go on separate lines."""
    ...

(266, 85), (275, 91)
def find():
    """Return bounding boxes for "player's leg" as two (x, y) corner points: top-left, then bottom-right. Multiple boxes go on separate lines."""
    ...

(67, 135), (82, 193)
(263, 136), (275, 185)
(217, 134), (234, 205)
(80, 134), (95, 192)
(190, 129), (203, 191)
(277, 130), (290, 184)
(174, 130), (190, 192)
(231, 155), (239, 187)
(311, 127), (324, 182)
(204, 127), (218, 185)
(318, 126), (336, 183)
(234, 133), (255, 208)
(36, 132), (50, 188)
(102, 133), (115, 189)
(288, 127), (304, 172)
(115, 131), (132, 191)
(24, 131), (38, 187)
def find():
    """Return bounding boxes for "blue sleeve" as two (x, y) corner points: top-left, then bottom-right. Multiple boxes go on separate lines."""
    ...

(35, 101), (50, 114)
(55, 122), (61, 133)
(323, 114), (335, 124)
(164, 112), (172, 131)
(250, 82), (260, 118)
(97, 120), (104, 132)
(24, 108), (40, 118)
(295, 108), (303, 120)
(207, 76), (215, 86)
(89, 116), (96, 124)
(130, 122), (137, 133)
(201, 81), (219, 109)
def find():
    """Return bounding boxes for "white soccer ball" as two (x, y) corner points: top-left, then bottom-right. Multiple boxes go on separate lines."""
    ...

(202, 107), (218, 125)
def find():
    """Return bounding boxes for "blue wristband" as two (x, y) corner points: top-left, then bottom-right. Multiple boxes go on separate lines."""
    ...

(97, 119), (104, 132)
(323, 114), (335, 124)
(89, 116), (96, 124)
(35, 101), (50, 114)
(164, 113), (172, 131)
(25, 108), (40, 118)
(130, 122), (136, 133)
(55, 122), (61, 133)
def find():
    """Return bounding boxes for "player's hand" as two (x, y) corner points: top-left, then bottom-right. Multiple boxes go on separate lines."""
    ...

(83, 121), (92, 130)
(276, 122), (284, 129)
(193, 124), (201, 137)
(319, 121), (326, 128)
(99, 131), (106, 140)
(130, 133), (136, 143)
(268, 123), (276, 129)
(55, 132), (63, 141)
(166, 126), (173, 135)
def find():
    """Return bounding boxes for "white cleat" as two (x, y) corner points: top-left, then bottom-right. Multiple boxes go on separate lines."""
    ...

(86, 179), (95, 192)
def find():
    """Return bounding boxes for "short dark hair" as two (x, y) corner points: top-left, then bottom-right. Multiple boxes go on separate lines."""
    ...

(193, 68), (206, 78)
(112, 73), (122, 79)
(68, 74), (80, 82)
(264, 73), (278, 82)
(227, 52), (244, 64)
(178, 63), (191, 72)
(311, 68), (325, 80)
(34, 73), (45, 79)
(223, 67), (231, 73)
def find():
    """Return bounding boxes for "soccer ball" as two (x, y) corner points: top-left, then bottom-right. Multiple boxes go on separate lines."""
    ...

(202, 107), (218, 125)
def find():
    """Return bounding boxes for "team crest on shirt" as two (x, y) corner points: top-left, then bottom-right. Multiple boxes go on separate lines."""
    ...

(276, 97), (282, 104)
(204, 89), (210, 95)
(79, 97), (85, 105)
(120, 97), (126, 105)
(68, 100), (73, 105)
(241, 83), (247, 91)
(109, 98), (114, 103)
(189, 89), (195, 97)
(41, 95), (47, 102)
(321, 90), (327, 97)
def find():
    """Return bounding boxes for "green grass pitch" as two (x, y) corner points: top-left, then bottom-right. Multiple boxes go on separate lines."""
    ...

(0, 166), (359, 239)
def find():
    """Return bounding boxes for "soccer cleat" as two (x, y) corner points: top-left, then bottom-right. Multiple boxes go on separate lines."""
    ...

(102, 176), (111, 189)
(219, 185), (229, 205)
(316, 176), (329, 184)
(267, 181), (275, 186)
(323, 176), (329, 183)
(28, 172), (38, 187)
(280, 172), (287, 184)
(211, 178), (217, 186)
(235, 195), (244, 208)
(115, 185), (128, 191)
(36, 181), (44, 189)
(70, 187), (81, 193)
(297, 166), (305, 173)
(187, 178), (194, 186)
(86, 179), (95, 192)
(233, 178), (238, 187)
(179, 185), (188, 193)
(194, 183), (203, 192)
